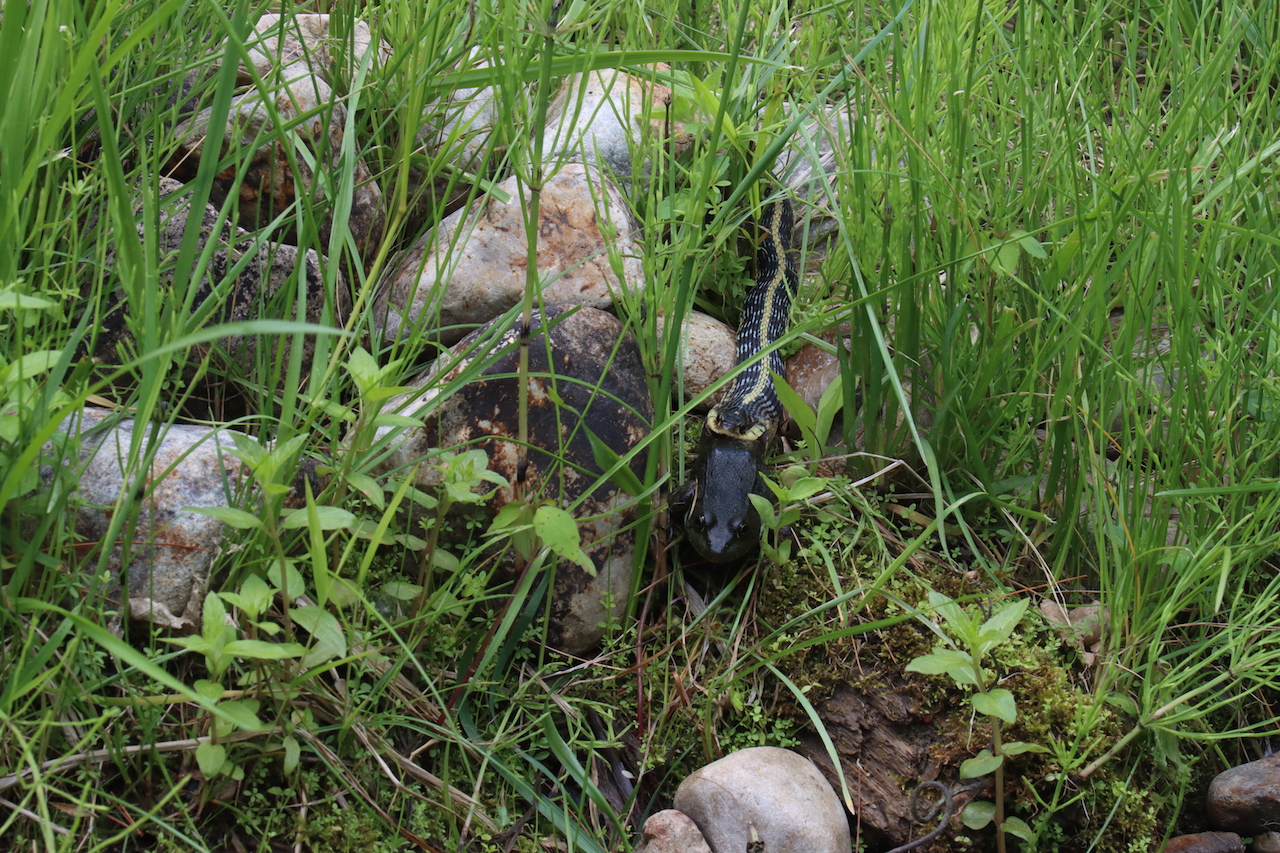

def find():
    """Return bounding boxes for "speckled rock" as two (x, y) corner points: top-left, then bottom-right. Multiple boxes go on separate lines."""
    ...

(53, 407), (325, 631)
(1160, 831), (1244, 853)
(167, 14), (385, 256)
(655, 311), (737, 412)
(55, 408), (252, 631)
(1208, 756), (1280, 835)
(417, 49), (516, 173)
(92, 177), (349, 388)
(374, 163), (643, 346)
(633, 810), (712, 853)
(673, 747), (850, 853)
(541, 68), (692, 183)
(364, 305), (652, 654)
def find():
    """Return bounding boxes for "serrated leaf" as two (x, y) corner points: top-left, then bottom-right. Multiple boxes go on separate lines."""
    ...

(1003, 816), (1035, 841)
(534, 506), (595, 575)
(196, 741), (226, 776)
(972, 688), (1017, 723)
(223, 639), (307, 661)
(962, 800), (996, 830)
(189, 506), (263, 529)
(280, 505), (355, 530)
(960, 749), (1003, 778)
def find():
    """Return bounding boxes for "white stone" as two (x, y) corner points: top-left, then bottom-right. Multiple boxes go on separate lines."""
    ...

(673, 747), (849, 853)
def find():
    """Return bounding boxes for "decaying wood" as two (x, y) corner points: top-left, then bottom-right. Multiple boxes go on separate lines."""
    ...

(795, 677), (983, 852)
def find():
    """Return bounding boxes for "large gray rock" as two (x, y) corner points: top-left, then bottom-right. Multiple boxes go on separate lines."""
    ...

(57, 408), (252, 631)
(673, 747), (850, 853)
(1208, 756), (1280, 835)
(93, 177), (349, 391)
(655, 311), (737, 413)
(55, 407), (324, 631)
(374, 163), (644, 346)
(540, 68), (693, 183)
(167, 14), (385, 256)
(364, 305), (652, 654)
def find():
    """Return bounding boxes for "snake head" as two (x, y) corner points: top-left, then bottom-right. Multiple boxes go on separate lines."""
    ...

(682, 437), (765, 563)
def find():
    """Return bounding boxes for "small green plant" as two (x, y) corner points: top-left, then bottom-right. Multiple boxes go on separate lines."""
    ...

(166, 588), (307, 782)
(906, 591), (1045, 851)
(749, 464), (828, 567)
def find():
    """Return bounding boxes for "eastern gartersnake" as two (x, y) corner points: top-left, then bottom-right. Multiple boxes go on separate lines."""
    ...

(675, 195), (798, 562)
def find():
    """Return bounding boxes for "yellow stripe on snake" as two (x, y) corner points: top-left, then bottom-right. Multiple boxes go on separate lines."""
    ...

(675, 195), (798, 563)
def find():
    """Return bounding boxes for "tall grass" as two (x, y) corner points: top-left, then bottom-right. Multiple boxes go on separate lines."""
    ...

(5, 0), (1280, 849)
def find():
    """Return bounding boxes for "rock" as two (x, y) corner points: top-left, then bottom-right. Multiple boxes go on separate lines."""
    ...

(673, 747), (849, 853)
(1160, 832), (1244, 852)
(55, 408), (252, 631)
(417, 49), (516, 173)
(53, 408), (326, 632)
(167, 16), (385, 256)
(364, 304), (651, 654)
(375, 163), (644, 346)
(634, 810), (712, 853)
(655, 311), (737, 412)
(1208, 756), (1280, 835)
(541, 68), (692, 184)
(92, 177), (350, 392)
(241, 14), (392, 85)
(1251, 831), (1280, 853)
(775, 108), (856, 269)
(784, 337), (844, 417)
(1039, 599), (1108, 665)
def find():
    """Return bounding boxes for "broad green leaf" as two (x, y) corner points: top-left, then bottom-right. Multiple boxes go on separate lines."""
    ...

(1012, 230), (1048, 259)
(189, 506), (264, 529)
(202, 593), (229, 642)
(906, 650), (979, 685)
(1004, 816), (1035, 841)
(1002, 740), (1049, 756)
(223, 639), (307, 660)
(291, 605), (348, 659)
(962, 800), (996, 830)
(972, 688), (1017, 723)
(989, 238), (1021, 276)
(280, 505), (356, 530)
(281, 735), (301, 774)
(0, 292), (56, 311)
(785, 477), (828, 503)
(196, 741), (226, 777)
(927, 591), (972, 637)
(381, 582), (423, 602)
(268, 560), (307, 602)
(220, 574), (273, 620)
(216, 698), (267, 733)
(960, 749), (1003, 778)
(980, 598), (1029, 644)
(345, 471), (384, 510)
(534, 506), (595, 575)
(586, 428), (644, 496)
(193, 679), (223, 703)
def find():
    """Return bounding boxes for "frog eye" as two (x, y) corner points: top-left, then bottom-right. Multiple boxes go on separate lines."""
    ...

(691, 513), (710, 531)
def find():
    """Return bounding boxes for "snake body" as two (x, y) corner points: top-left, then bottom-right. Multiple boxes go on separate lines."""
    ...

(678, 196), (798, 563)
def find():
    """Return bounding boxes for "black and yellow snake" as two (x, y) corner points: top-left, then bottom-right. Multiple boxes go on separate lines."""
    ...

(675, 195), (798, 562)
